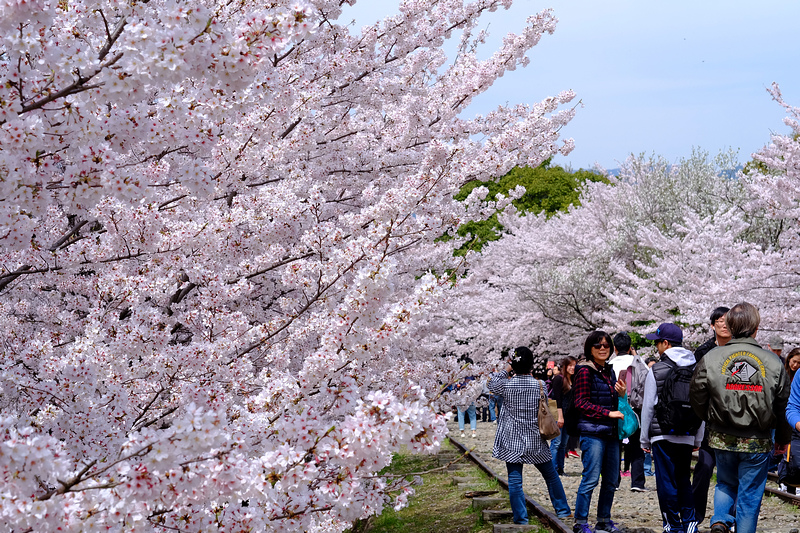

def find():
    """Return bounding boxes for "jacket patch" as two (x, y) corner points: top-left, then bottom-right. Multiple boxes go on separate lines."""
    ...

(725, 383), (763, 392)
(724, 358), (764, 392)
(721, 351), (766, 378)
(730, 361), (757, 382)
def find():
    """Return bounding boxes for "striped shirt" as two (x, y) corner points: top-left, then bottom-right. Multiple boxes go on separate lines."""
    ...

(488, 371), (551, 464)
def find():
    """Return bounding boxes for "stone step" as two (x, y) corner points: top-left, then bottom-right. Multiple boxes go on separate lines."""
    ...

(471, 496), (507, 511)
(457, 482), (484, 490)
(451, 476), (479, 485)
(493, 524), (538, 532)
(483, 509), (514, 522)
(445, 463), (471, 471)
(463, 490), (500, 499)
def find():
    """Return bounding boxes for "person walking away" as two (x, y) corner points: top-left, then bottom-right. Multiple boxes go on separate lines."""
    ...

(572, 331), (627, 533)
(690, 302), (791, 533)
(610, 332), (649, 492)
(550, 355), (578, 475)
(481, 377), (500, 423)
(692, 305), (730, 523)
(640, 323), (704, 533)
(489, 347), (572, 523)
(454, 376), (479, 438)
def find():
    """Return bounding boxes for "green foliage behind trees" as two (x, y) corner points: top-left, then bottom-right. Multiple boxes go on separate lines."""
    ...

(452, 160), (607, 255)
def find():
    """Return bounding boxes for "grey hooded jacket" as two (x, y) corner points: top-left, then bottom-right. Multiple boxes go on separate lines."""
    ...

(640, 346), (704, 449)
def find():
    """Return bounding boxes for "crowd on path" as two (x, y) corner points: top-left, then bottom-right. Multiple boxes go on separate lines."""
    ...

(453, 302), (800, 533)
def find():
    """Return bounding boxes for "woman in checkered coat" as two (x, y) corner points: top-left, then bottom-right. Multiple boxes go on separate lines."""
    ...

(489, 346), (572, 524)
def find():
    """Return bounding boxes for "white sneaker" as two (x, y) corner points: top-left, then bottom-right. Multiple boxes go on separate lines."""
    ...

(471, 430), (477, 438)
(460, 431), (466, 438)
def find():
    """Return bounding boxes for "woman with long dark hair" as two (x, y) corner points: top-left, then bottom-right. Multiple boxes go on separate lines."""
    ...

(786, 347), (800, 382)
(549, 355), (578, 475)
(572, 331), (627, 533)
(489, 347), (572, 524)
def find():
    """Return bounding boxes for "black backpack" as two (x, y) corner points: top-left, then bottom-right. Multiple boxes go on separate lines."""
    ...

(655, 359), (702, 435)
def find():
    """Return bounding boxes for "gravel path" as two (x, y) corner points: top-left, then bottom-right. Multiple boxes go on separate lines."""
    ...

(447, 419), (800, 533)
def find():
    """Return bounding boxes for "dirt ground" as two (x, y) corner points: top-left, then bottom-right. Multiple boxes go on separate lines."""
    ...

(447, 419), (800, 533)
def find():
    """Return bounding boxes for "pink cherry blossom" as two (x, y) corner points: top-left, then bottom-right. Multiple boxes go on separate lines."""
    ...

(0, 0), (575, 530)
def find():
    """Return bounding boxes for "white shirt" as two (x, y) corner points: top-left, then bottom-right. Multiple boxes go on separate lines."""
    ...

(609, 353), (634, 382)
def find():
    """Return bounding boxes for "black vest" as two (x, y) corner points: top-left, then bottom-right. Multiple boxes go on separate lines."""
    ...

(648, 360), (671, 437)
(577, 363), (618, 437)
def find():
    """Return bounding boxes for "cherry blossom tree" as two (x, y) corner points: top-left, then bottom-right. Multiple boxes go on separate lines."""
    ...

(736, 83), (800, 337)
(431, 148), (784, 362)
(0, 0), (577, 530)
(605, 135), (800, 343)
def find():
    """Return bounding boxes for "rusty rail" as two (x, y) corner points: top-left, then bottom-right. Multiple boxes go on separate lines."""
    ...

(449, 436), (572, 533)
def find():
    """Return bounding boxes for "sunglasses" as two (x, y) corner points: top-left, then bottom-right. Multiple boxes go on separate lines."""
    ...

(592, 342), (611, 349)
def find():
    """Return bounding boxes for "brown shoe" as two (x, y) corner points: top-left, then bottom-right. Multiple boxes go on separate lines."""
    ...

(710, 522), (729, 533)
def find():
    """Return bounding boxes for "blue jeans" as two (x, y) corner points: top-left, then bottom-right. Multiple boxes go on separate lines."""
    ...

(550, 427), (568, 473)
(652, 440), (697, 533)
(487, 395), (501, 421)
(457, 403), (476, 431)
(506, 463), (528, 524)
(575, 435), (620, 525)
(712, 449), (770, 533)
(506, 461), (571, 523)
(644, 451), (654, 475)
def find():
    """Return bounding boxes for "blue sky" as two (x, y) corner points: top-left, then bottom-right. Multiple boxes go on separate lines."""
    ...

(340, 1), (800, 170)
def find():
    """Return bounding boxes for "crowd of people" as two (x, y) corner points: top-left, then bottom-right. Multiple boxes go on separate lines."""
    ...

(480, 301), (799, 533)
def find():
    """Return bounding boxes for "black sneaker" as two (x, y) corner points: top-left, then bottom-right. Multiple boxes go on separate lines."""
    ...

(630, 486), (648, 492)
(573, 524), (594, 533)
(710, 523), (730, 533)
(595, 520), (622, 533)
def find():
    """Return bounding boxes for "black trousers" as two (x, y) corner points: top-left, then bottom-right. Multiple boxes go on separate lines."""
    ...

(691, 441), (716, 524)
(624, 426), (646, 489)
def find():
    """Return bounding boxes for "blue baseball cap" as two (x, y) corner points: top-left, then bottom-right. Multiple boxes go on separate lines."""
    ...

(645, 322), (683, 344)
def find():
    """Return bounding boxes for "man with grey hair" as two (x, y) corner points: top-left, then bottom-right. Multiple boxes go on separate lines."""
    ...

(690, 302), (791, 533)
(767, 334), (784, 360)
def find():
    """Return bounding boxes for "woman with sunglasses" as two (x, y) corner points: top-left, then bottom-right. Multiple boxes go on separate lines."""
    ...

(572, 331), (627, 533)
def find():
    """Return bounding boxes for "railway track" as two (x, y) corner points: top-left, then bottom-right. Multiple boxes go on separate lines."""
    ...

(764, 472), (800, 505)
(449, 434), (572, 533)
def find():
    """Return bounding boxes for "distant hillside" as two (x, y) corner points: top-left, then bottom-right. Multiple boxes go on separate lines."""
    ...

(591, 165), (743, 179)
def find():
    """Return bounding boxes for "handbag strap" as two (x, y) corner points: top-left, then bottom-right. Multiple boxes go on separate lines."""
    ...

(538, 380), (547, 402)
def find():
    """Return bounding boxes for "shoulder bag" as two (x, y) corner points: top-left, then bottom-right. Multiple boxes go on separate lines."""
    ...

(538, 380), (561, 440)
(617, 393), (640, 440)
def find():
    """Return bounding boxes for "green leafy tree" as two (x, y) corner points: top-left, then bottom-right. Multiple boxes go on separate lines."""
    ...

(453, 160), (606, 255)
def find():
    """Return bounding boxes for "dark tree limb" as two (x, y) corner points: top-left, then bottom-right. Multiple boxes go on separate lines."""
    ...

(0, 265), (33, 292)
